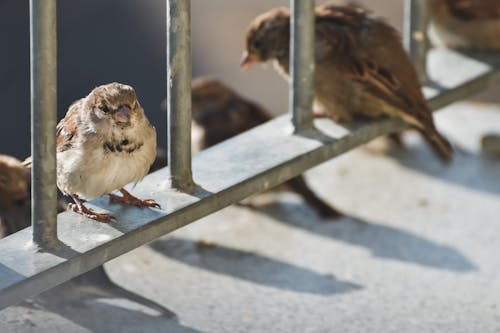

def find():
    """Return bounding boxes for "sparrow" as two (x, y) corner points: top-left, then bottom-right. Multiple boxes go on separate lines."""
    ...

(428, 0), (500, 51)
(241, 4), (453, 162)
(57, 82), (159, 222)
(0, 154), (31, 237)
(191, 77), (340, 218)
(0, 156), (72, 237)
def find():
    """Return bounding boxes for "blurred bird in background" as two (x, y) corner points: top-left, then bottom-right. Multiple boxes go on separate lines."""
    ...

(158, 77), (341, 219)
(428, 0), (500, 157)
(242, 4), (453, 162)
(0, 155), (31, 237)
(428, 0), (500, 51)
(190, 77), (273, 152)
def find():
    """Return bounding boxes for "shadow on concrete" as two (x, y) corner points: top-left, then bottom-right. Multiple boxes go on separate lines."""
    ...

(383, 141), (500, 197)
(255, 202), (478, 273)
(17, 298), (201, 333)
(11, 266), (190, 333)
(150, 237), (362, 296)
(58, 266), (174, 316)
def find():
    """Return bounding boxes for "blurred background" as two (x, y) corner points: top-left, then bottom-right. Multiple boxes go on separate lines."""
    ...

(0, 0), (497, 159)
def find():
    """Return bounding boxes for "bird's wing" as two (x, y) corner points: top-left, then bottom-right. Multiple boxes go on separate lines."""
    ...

(56, 99), (82, 153)
(238, 98), (272, 129)
(447, 0), (500, 21)
(316, 8), (431, 125)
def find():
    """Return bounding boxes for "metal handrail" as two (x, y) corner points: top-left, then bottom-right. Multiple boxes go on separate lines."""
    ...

(404, 0), (430, 82)
(290, 0), (315, 132)
(166, 0), (196, 192)
(30, 0), (59, 249)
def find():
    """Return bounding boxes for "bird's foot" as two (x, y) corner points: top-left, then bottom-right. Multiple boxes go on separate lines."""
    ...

(109, 188), (160, 209)
(69, 203), (114, 222)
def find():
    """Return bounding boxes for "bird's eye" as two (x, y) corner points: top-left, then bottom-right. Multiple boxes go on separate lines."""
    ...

(99, 104), (110, 113)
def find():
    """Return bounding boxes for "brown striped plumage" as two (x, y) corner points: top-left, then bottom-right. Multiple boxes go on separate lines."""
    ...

(243, 5), (453, 162)
(0, 155), (31, 237)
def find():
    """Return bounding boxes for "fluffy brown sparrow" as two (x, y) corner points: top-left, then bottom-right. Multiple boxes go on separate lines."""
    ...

(242, 5), (453, 162)
(0, 156), (72, 237)
(429, 0), (500, 50)
(191, 77), (340, 218)
(57, 83), (159, 222)
(0, 154), (31, 237)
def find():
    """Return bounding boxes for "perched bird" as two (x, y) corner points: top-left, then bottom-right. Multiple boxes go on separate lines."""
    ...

(428, 0), (500, 51)
(0, 154), (31, 237)
(191, 78), (271, 151)
(242, 5), (453, 162)
(0, 155), (73, 237)
(191, 77), (340, 218)
(57, 83), (159, 222)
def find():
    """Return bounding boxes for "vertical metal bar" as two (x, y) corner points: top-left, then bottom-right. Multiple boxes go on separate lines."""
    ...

(30, 0), (59, 248)
(166, 0), (195, 191)
(404, 0), (430, 82)
(290, 0), (315, 133)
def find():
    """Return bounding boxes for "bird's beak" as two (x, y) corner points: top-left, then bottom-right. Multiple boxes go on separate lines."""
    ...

(113, 106), (132, 125)
(240, 51), (258, 71)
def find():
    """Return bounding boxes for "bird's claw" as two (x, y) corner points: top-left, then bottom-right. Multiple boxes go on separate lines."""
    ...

(69, 203), (114, 223)
(141, 199), (161, 209)
(108, 192), (161, 209)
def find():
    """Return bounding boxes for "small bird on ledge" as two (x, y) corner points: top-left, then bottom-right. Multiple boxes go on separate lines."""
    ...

(241, 4), (453, 162)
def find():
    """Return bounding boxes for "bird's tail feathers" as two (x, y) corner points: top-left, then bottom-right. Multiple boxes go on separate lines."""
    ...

(421, 127), (453, 163)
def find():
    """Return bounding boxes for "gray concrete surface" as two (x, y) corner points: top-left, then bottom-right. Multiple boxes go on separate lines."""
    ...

(1, 102), (500, 332)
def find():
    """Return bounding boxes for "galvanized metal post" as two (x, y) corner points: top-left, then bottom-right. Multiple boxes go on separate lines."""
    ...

(404, 0), (430, 82)
(290, 0), (315, 133)
(166, 0), (196, 191)
(30, 0), (59, 248)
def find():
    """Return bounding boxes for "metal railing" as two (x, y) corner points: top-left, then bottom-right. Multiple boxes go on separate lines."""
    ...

(404, 0), (430, 82)
(0, 0), (498, 309)
(290, 0), (315, 132)
(166, 0), (196, 192)
(30, 0), (59, 249)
